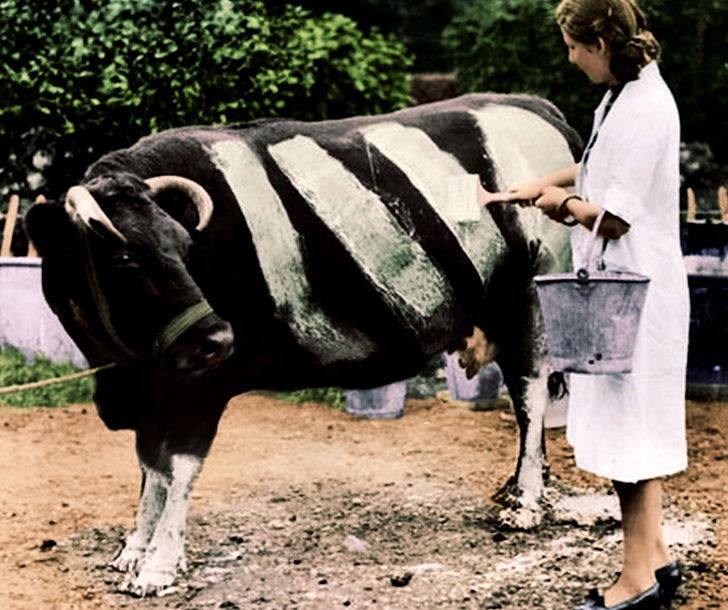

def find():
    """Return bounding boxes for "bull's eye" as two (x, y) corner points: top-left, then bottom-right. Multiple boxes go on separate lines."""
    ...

(112, 251), (140, 269)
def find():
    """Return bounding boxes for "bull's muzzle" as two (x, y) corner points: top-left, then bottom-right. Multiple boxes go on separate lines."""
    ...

(153, 299), (215, 356)
(161, 314), (235, 372)
(154, 299), (235, 370)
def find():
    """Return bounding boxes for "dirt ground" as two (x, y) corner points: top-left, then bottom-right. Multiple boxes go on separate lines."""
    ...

(0, 391), (725, 610)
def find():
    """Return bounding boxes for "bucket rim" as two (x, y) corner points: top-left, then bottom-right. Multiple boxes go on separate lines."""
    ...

(535, 271), (649, 284)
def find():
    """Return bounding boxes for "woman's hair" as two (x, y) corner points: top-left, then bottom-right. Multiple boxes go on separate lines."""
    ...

(555, 0), (660, 83)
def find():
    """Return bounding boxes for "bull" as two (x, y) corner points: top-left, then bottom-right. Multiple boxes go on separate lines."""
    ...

(24, 93), (581, 596)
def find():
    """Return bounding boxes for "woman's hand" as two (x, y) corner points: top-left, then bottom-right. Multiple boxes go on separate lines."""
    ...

(534, 185), (571, 221)
(507, 164), (579, 205)
(508, 178), (547, 204)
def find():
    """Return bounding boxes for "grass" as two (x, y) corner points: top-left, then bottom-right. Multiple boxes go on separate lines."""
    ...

(0, 345), (94, 407)
(275, 387), (346, 411)
(0, 343), (346, 410)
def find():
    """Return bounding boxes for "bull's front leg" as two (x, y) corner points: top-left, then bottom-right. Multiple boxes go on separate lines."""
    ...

(112, 463), (168, 574)
(117, 453), (203, 597)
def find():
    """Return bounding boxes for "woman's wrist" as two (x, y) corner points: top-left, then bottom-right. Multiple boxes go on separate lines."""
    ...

(559, 194), (581, 226)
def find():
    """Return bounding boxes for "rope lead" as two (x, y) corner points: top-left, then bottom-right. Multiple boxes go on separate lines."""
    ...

(0, 363), (116, 396)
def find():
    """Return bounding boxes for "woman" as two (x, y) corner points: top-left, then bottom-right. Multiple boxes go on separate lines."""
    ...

(508, 1), (689, 609)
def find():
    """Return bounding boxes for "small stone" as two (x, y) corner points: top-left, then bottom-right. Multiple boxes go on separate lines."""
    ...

(40, 539), (57, 552)
(343, 535), (369, 553)
(390, 571), (414, 587)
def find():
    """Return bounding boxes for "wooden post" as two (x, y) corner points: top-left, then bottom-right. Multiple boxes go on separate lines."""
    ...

(1, 195), (20, 257)
(687, 187), (697, 221)
(719, 186), (728, 223)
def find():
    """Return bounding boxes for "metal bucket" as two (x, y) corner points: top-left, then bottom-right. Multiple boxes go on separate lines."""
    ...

(345, 380), (407, 419)
(534, 211), (649, 374)
(443, 352), (503, 401)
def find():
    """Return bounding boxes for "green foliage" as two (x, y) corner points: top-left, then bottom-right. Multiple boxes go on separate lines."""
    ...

(642, 0), (728, 162)
(444, 0), (728, 169)
(0, 345), (94, 407)
(443, 0), (602, 141)
(276, 387), (346, 411)
(0, 0), (412, 197)
(278, 11), (414, 121)
(266, 0), (471, 72)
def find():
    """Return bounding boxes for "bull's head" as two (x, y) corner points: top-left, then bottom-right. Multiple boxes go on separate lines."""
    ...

(25, 172), (234, 372)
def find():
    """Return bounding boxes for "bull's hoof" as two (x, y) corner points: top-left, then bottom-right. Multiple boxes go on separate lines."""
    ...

(497, 504), (544, 530)
(119, 567), (180, 598)
(492, 487), (547, 530)
(111, 545), (145, 575)
(491, 475), (526, 508)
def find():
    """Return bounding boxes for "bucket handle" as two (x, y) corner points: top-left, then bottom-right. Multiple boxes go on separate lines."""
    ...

(576, 209), (608, 283)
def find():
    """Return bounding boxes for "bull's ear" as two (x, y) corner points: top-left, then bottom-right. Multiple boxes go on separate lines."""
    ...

(152, 188), (201, 235)
(24, 202), (76, 258)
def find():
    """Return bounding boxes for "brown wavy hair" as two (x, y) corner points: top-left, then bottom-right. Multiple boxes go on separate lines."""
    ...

(555, 0), (660, 83)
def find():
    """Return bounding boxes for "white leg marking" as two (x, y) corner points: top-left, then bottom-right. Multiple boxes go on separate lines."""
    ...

(499, 361), (551, 530)
(268, 135), (453, 344)
(122, 455), (203, 597)
(112, 464), (166, 574)
(208, 139), (375, 363)
(517, 364), (550, 510)
(361, 122), (507, 286)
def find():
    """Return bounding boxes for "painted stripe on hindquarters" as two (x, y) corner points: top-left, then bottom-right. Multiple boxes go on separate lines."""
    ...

(470, 105), (574, 272)
(360, 122), (506, 286)
(207, 139), (374, 363)
(268, 135), (451, 341)
(470, 105), (572, 188)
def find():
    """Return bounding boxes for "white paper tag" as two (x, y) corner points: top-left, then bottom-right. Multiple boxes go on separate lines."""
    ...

(446, 174), (481, 223)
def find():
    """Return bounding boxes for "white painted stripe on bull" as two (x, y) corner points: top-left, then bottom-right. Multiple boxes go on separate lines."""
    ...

(470, 105), (572, 188)
(207, 139), (374, 363)
(360, 122), (505, 284)
(268, 135), (450, 336)
(471, 105), (575, 273)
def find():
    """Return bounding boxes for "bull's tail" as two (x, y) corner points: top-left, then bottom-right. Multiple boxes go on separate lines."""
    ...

(547, 371), (568, 400)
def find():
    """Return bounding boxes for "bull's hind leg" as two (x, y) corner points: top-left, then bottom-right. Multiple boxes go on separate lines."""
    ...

(118, 453), (204, 597)
(497, 361), (553, 529)
(490, 274), (559, 529)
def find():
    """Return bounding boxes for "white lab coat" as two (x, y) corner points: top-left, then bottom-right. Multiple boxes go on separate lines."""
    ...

(567, 62), (690, 482)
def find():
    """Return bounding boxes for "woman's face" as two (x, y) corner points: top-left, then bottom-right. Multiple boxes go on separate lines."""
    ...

(561, 29), (618, 86)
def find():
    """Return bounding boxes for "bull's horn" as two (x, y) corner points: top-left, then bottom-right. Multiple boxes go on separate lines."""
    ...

(144, 176), (214, 232)
(65, 186), (127, 243)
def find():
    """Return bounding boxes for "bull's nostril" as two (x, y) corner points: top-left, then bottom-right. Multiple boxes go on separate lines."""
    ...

(201, 340), (220, 359)
(200, 327), (235, 360)
(162, 320), (234, 371)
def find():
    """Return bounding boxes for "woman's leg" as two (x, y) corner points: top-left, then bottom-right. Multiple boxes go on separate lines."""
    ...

(603, 478), (672, 606)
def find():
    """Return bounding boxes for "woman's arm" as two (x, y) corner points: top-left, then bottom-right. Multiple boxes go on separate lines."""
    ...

(508, 163), (581, 201)
(536, 185), (630, 239)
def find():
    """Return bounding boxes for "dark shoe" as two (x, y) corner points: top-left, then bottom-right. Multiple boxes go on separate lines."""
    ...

(573, 582), (661, 610)
(655, 561), (682, 601)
